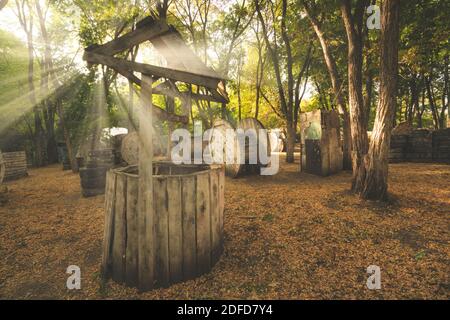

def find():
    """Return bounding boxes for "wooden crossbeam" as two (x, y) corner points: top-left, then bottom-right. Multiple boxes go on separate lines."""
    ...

(100, 59), (187, 124)
(84, 51), (222, 91)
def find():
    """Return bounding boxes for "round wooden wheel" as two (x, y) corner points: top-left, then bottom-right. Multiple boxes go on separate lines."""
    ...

(236, 118), (271, 173)
(208, 119), (241, 178)
(121, 132), (140, 165)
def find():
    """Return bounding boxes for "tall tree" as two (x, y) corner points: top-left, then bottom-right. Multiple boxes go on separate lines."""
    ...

(14, 0), (47, 166)
(302, 0), (352, 169)
(340, 0), (370, 190)
(255, 0), (312, 163)
(360, 0), (400, 200)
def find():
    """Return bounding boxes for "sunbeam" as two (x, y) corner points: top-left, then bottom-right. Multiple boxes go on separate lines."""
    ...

(0, 72), (81, 134)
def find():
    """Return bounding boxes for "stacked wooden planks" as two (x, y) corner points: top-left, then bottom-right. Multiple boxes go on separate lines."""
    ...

(389, 129), (450, 163)
(389, 134), (408, 163)
(432, 129), (450, 163)
(2, 151), (28, 181)
(102, 163), (225, 290)
(405, 130), (433, 162)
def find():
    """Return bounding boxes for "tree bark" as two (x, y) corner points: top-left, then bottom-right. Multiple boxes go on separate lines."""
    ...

(285, 122), (296, 163)
(341, 0), (370, 192)
(360, 0), (400, 201)
(56, 99), (78, 173)
(425, 76), (440, 130)
(440, 55), (449, 128)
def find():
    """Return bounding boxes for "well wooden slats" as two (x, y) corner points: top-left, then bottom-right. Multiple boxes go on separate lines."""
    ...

(102, 171), (116, 277)
(103, 164), (224, 290)
(112, 174), (127, 283)
(181, 175), (197, 280)
(125, 175), (139, 286)
(196, 172), (211, 275)
(210, 169), (221, 265)
(154, 177), (169, 286)
(167, 177), (183, 283)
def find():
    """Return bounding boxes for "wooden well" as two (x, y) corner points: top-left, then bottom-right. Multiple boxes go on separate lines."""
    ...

(102, 162), (225, 289)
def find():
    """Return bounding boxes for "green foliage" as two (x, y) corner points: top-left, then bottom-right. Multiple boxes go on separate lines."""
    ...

(0, 30), (30, 101)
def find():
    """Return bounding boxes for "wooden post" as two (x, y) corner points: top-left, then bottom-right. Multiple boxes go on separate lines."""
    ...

(138, 74), (154, 290)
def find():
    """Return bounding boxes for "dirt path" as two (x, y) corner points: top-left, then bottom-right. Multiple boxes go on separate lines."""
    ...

(0, 160), (449, 299)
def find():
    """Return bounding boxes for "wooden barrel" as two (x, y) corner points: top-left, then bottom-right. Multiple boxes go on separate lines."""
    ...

(79, 149), (115, 198)
(2, 151), (28, 181)
(102, 162), (225, 289)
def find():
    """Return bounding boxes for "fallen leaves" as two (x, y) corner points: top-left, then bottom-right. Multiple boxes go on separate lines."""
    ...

(0, 160), (449, 299)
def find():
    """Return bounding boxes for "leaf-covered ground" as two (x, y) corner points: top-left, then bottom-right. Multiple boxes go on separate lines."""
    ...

(0, 158), (449, 299)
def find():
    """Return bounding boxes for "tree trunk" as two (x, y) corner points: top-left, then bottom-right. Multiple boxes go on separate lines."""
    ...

(285, 122), (296, 163)
(360, 0), (400, 201)
(341, 0), (369, 192)
(56, 99), (78, 173)
(426, 76), (440, 130)
(440, 56), (449, 128)
(303, 2), (352, 170)
(408, 77), (419, 125)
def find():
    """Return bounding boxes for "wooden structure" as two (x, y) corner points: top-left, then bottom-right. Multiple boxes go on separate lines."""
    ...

(102, 163), (224, 288)
(208, 118), (271, 178)
(83, 16), (229, 122)
(79, 149), (116, 198)
(389, 128), (450, 163)
(300, 110), (343, 176)
(2, 151), (28, 181)
(83, 15), (228, 290)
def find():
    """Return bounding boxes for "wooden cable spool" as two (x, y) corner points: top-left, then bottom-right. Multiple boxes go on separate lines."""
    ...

(235, 118), (271, 176)
(209, 119), (241, 178)
(208, 118), (271, 178)
(121, 132), (140, 165)
(121, 131), (168, 165)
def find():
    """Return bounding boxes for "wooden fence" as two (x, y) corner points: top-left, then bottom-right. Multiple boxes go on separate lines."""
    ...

(390, 129), (450, 163)
(2, 151), (28, 181)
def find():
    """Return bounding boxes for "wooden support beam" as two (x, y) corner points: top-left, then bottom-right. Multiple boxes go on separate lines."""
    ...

(138, 74), (154, 290)
(89, 19), (170, 56)
(83, 51), (222, 91)
(106, 63), (188, 124)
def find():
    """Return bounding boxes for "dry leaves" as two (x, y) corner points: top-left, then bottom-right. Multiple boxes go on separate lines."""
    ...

(0, 159), (449, 299)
